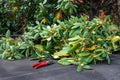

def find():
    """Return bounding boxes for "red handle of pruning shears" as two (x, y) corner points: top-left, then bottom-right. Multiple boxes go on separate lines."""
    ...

(32, 61), (54, 69)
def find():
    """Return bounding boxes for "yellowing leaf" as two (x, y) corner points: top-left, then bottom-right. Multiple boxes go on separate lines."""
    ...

(13, 6), (18, 11)
(81, 47), (84, 52)
(41, 18), (47, 24)
(68, 60), (74, 62)
(35, 45), (44, 51)
(56, 12), (62, 19)
(54, 53), (70, 57)
(75, 49), (79, 53)
(87, 45), (97, 51)
(97, 38), (103, 41)
(112, 36), (120, 42)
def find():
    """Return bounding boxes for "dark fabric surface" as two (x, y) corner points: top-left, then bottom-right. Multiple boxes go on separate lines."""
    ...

(0, 54), (120, 80)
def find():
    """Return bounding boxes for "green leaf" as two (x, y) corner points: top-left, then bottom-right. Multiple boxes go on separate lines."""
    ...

(14, 55), (22, 60)
(93, 59), (97, 64)
(78, 52), (90, 57)
(58, 0), (62, 3)
(77, 66), (82, 72)
(19, 44), (29, 49)
(58, 58), (72, 65)
(83, 30), (88, 37)
(10, 46), (14, 53)
(25, 49), (29, 58)
(86, 56), (93, 63)
(8, 57), (14, 61)
(35, 44), (44, 52)
(69, 30), (80, 37)
(34, 33), (39, 39)
(55, 46), (71, 54)
(69, 43), (80, 53)
(72, 23), (81, 29)
(0, 54), (2, 58)
(6, 30), (11, 38)
(14, 54), (23, 60)
(96, 57), (103, 61)
(43, 0), (47, 4)
(30, 54), (38, 59)
(103, 43), (107, 48)
(2, 52), (7, 59)
(106, 55), (111, 64)
(102, 53), (107, 57)
(83, 65), (92, 70)
(36, 21), (40, 25)
(6, 21), (10, 27)
(68, 35), (80, 41)
(0, 47), (3, 52)
(46, 41), (52, 50)
(69, 8), (73, 14)
(65, 2), (70, 9)
(73, 6), (77, 13)
(94, 49), (105, 53)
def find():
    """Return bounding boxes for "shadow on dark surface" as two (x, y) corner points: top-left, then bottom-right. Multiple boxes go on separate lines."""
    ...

(0, 54), (120, 80)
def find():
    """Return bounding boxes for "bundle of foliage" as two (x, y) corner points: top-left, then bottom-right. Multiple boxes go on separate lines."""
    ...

(1, 0), (118, 34)
(0, 30), (50, 60)
(0, 15), (120, 71)
(56, 15), (120, 71)
(0, 0), (88, 34)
